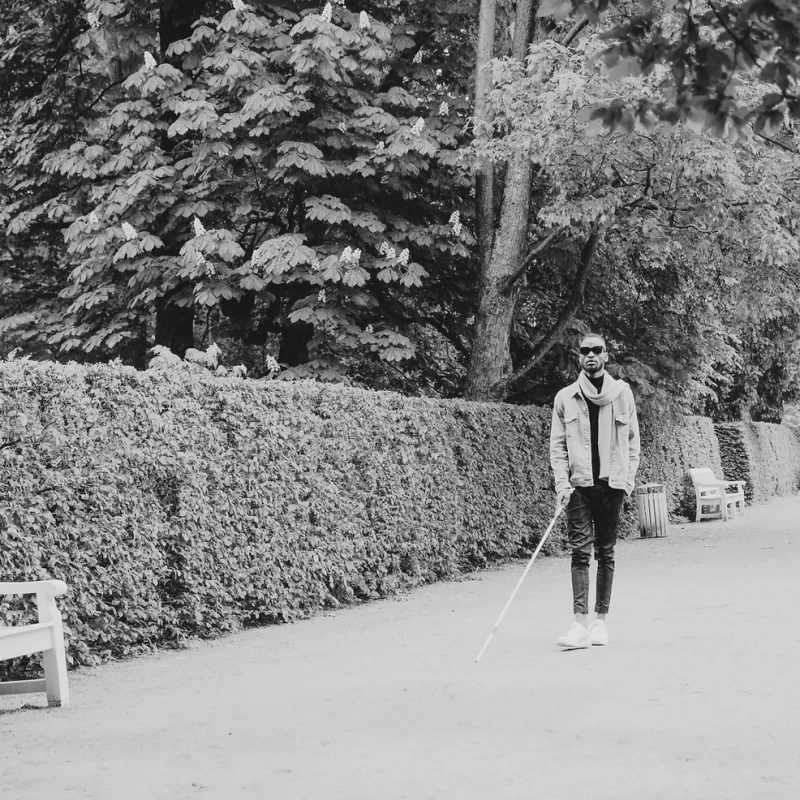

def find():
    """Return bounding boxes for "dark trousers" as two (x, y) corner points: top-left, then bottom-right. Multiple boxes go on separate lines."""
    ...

(566, 482), (625, 615)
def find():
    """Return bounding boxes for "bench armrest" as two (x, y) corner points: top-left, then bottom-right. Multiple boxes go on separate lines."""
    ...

(0, 580), (68, 598)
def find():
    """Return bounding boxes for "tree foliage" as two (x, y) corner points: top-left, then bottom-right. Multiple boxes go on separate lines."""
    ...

(468, 17), (800, 416)
(2, 0), (477, 392)
(2, 0), (800, 419)
(539, 0), (800, 135)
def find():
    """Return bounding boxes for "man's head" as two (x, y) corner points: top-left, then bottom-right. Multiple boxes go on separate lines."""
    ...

(579, 334), (607, 378)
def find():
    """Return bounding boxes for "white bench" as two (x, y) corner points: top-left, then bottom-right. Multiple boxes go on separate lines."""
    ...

(688, 468), (746, 522)
(0, 580), (70, 707)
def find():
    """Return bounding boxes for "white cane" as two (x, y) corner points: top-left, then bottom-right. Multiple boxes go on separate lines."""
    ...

(475, 503), (565, 662)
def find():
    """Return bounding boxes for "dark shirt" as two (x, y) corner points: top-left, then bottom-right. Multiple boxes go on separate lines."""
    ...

(582, 374), (605, 481)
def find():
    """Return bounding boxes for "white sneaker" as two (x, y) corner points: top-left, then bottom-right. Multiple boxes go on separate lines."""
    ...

(556, 622), (590, 649)
(590, 620), (609, 646)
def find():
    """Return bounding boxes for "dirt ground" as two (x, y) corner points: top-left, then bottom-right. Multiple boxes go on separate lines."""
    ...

(2, 495), (799, 800)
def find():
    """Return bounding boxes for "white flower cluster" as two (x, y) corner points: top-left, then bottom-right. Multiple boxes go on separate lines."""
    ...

(195, 251), (216, 276)
(449, 210), (462, 236)
(321, 2), (333, 22)
(265, 355), (280, 373)
(339, 246), (361, 265)
(193, 217), (206, 236)
(412, 49), (423, 63)
(375, 141), (385, 152)
(398, 248), (409, 265)
(365, 324), (374, 334)
(199, 253), (216, 277)
(318, 289), (327, 303)
(121, 222), (138, 240)
(439, 101), (449, 115)
(143, 52), (157, 70)
(379, 241), (396, 260)
(312, 258), (321, 271)
(359, 11), (370, 30)
(338, 121), (347, 133)
(87, 12), (101, 28)
(87, 211), (100, 226)
(411, 117), (425, 135)
(232, 0), (246, 11)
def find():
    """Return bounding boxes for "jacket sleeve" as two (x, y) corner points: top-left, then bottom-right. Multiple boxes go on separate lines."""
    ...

(626, 390), (641, 495)
(549, 394), (571, 495)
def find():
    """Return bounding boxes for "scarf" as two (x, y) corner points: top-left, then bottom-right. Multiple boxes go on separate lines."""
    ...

(578, 372), (626, 480)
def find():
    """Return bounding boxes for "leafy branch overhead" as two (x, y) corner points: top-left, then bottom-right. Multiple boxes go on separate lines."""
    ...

(538, 0), (800, 137)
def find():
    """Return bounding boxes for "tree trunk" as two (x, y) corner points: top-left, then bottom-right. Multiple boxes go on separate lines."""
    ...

(474, 0), (498, 269)
(155, 299), (195, 358)
(159, 0), (205, 53)
(152, 0), (212, 357)
(465, 0), (538, 401)
(464, 151), (533, 400)
(279, 321), (314, 366)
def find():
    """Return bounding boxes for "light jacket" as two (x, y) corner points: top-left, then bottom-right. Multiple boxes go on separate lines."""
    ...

(549, 376), (641, 495)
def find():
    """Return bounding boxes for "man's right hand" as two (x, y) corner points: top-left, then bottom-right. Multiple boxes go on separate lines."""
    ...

(557, 488), (574, 509)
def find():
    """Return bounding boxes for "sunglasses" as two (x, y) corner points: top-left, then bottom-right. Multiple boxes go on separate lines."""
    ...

(579, 346), (605, 355)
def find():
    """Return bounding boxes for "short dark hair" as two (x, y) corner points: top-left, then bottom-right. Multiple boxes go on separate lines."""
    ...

(580, 333), (606, 348)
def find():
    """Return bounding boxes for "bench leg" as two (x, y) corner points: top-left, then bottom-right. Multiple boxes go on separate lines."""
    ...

(42, 632), (69, 707)
(37, 593), (70, 707)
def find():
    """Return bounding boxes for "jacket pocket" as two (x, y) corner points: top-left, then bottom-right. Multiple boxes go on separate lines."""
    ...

(615, 412), (630, 425)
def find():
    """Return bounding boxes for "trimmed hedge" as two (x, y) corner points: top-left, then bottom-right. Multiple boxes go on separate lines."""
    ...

(635, 415), (724, 519)
(3, 360), (799, 675)
(0, 361), (558, 673)
(715, 424), (753, 503)
(715, 422), (800, 504)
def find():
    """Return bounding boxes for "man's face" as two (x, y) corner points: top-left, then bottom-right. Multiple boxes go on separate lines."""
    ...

(579, 336), (607, 377)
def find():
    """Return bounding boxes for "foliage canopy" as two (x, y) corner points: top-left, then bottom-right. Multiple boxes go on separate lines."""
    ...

(1, 0), (799, 419)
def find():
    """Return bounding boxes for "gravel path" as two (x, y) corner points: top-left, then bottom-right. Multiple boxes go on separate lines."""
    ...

(2, 495), (799, 800)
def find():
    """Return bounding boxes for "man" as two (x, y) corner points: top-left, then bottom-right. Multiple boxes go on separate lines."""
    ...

(549, 334), (640, 649)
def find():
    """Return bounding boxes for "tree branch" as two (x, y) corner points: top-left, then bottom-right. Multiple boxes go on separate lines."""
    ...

(707, 2), (761, 68)
(561, 17), (589, 48)
(500, 228), (561, 293)
(754, 130), (798, 154)
(621, 162), (654, 209)
(509, 228), (601, 385)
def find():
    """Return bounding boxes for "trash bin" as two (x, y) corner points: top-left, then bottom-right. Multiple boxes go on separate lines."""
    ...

(635, 483), (668, 538)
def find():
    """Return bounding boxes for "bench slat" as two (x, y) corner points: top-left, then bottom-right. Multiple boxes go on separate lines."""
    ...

(0, 623), (55, 662)
(0, 679), (47, 696)
(0, 581), (68, 597)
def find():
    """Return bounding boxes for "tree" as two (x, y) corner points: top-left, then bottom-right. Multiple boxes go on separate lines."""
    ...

(464, 0), (539, 401)
(1, 1), (478, 389)
(539, 0), (800, 136)
(463, 3), (800, 412)
(0, 1), (88, 360)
